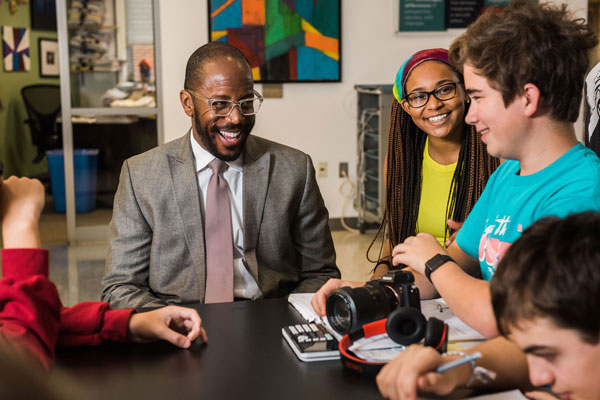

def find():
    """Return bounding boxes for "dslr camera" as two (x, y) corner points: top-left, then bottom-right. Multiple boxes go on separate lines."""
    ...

(325, 270), (420, 335)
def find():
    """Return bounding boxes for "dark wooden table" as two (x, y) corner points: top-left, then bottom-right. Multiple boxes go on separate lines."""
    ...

(54, 298), (382, 400)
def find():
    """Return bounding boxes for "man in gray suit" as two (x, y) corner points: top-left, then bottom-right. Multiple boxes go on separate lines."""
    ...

(101, 42), (340, 308)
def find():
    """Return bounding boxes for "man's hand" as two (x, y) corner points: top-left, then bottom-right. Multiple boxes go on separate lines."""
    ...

(445, 219), (464, 247)
(0, 176), (45, 248)
(391, 233), (448, 276)
(376, 345), (469, 400)
(311, 278), (365, 316)
(128, 305), (207, 348)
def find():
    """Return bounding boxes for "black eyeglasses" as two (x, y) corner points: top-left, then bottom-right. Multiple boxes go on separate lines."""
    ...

(405, 82), (461, 108)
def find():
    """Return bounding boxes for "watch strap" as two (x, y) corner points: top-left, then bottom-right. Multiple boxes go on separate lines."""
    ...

(425, 254), (455, 283)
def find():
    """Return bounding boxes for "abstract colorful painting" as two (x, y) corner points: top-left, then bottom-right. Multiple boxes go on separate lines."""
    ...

(2, 26), (30, 72)
(209, 0), (341, 83)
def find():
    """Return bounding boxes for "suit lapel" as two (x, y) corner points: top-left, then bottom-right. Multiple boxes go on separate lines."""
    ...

(167, 133), (206, 295)
(243, 137), (271, 281)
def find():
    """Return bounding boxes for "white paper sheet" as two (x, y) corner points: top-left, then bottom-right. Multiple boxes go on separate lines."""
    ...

(288, 293), (321, 322)
(348, 333), (405, 362)
(465, 389), (528, 399)
(421, 298), (485, 341)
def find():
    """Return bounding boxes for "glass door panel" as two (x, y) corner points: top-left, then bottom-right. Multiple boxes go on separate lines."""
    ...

(57, 0), (161, 243)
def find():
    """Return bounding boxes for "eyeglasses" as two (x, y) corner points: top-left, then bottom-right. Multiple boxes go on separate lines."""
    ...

(186, 89), (263, 116)
(405, 82), (461, 108)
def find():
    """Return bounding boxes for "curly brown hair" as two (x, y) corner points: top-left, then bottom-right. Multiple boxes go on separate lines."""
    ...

(449, 0), (597, 122)
(491, 212), (600, 344)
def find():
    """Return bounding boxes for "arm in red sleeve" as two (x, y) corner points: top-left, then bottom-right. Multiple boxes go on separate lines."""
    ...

(0, 249), (61, 370)
(0, 248), (135, 369)
(58, 302), (134, 347)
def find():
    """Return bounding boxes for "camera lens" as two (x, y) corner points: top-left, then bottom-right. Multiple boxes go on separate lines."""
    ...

(326, 284), (399, 335)
(327, 292), (353, 334)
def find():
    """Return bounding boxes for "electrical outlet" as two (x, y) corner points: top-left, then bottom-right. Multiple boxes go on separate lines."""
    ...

(317, 162), (328, 177)
(339, 162), (348, 178)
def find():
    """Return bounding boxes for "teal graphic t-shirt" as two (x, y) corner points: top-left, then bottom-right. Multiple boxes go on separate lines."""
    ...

(456, 144), (600, 281)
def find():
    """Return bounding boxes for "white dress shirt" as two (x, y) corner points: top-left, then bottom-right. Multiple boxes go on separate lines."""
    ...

(190, 133), (262, 300)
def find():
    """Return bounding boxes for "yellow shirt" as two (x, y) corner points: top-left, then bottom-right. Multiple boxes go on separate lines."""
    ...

(416, 138), (457, 246)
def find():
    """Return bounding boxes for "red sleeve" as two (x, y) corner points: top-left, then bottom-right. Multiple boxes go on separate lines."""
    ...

(0, 249), (61, 371)
(1, 249), (134, 360)
(2, 248), (49, 279)
(58, 303), (134, 347)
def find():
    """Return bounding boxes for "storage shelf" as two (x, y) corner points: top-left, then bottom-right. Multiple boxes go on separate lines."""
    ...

(71, 107), (158, 116)
(68, 25), (119, 30)
(355, 85), (394, 232)
(364, 171), (378, 181)
(364, 149), (379, 158)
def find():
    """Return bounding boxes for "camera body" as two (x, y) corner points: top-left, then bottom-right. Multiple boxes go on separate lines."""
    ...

(326, 270), (421, 335)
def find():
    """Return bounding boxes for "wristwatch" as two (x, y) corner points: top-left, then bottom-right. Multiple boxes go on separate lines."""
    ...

(425, 254), (455, 283)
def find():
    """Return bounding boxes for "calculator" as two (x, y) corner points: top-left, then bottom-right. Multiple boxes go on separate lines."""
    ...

(282, 323), (340, 362)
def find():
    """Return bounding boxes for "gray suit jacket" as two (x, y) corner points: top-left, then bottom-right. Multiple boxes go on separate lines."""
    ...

(101, 133), (340, 308)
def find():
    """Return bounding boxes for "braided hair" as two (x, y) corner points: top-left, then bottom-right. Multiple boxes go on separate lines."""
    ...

(368, 99), (499, 261)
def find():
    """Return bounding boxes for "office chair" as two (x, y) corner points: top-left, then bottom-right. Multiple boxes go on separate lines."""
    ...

(21, 84), (62, 163)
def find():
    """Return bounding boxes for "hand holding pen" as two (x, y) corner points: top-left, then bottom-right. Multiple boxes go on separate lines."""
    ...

(436, 351), (481, 373)
(376, 346), (486, 400)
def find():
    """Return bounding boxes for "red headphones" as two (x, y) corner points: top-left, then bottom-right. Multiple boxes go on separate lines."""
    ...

(338, 307), (448, 376)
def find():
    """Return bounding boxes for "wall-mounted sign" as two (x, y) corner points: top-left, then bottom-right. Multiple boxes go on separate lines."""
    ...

(399, 0), (521, 32)
(399, 0), (446, 32)
(483, 0), (511, 5)
(446, 0), (483, 29)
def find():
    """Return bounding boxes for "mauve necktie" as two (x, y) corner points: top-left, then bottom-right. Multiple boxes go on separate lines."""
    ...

(204, 159), (234, 303)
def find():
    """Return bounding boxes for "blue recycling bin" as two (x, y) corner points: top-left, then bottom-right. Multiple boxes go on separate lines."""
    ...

(46, 149), (99, 213)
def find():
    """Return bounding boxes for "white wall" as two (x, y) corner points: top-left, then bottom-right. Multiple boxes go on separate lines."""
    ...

(157, 0), (587, 219)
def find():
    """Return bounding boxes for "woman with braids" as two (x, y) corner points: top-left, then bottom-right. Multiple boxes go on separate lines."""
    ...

(311, 48), (498, 316)
(370, 48), (498, 278)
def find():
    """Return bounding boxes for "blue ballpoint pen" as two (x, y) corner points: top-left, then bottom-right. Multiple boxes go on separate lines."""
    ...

(436, 352), (482, 373)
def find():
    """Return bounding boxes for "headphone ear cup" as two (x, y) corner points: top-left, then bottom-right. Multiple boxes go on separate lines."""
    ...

(385, 307), (426, 346)
(424, 317), (447, 351)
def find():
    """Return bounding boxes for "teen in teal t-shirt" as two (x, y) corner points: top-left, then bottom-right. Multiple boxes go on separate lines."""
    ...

(456, 143), (600, 280)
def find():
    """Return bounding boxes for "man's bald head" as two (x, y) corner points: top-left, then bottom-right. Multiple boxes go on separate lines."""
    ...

(184, 42), (251, 90)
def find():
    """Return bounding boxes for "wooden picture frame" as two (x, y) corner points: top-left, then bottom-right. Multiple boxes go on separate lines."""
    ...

(39, 38), (59, 78)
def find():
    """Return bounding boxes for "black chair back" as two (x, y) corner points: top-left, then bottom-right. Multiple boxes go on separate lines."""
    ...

(21, 84), (62, 163)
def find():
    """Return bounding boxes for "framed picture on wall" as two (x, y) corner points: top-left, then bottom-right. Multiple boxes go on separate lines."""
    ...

(2, 26), (30, 72)
(39, 38), (59, 78)
(31, 0), (57, 31)
(208, 0), (341, 83)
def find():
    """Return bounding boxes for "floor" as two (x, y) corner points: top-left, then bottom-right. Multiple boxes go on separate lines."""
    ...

(38, 197), (113, 245)
(39, 211), (384, 306)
